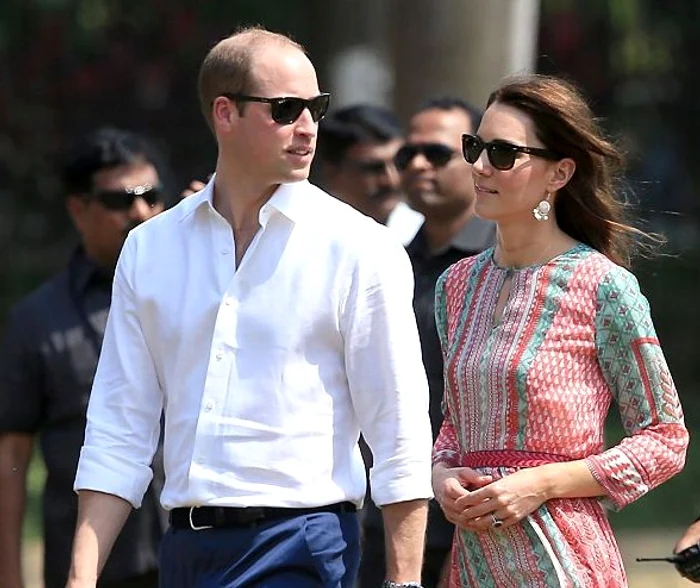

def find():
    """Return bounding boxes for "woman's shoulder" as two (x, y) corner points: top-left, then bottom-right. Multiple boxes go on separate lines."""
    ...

(443, 248), (493, 282)
(568, 244), (642, 299)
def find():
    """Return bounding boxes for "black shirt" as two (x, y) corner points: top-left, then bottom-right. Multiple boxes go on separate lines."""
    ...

(0, 248), (166, 588)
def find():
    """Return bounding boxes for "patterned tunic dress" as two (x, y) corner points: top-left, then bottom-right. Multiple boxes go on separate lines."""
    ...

(433, 243), (688, 588)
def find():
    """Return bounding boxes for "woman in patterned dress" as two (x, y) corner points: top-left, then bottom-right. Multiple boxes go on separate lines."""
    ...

(431, 74), (689, 588)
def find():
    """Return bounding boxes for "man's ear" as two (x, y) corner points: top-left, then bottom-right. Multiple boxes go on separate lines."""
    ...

(65, 194), (87, 230)
(547, 158), (576, 193)
(212, 96), (239, 132)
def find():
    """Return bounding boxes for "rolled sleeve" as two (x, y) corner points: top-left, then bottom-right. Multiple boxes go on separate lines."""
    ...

(589, 268), (688, 510)
(74, 237), (164, 508)
(342, 233), (433, 506)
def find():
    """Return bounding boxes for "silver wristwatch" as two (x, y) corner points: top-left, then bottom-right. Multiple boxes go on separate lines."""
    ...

(382, 582), (424, 588)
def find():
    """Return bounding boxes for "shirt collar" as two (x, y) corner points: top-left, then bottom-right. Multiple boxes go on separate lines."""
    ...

(407, 214), (496, 258)
(177, 174), (306, 225)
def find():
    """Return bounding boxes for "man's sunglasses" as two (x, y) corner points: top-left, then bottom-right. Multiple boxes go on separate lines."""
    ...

(88, 184), (162, 211)
(345, 159), (395, 175)
(222, 92), (331, 125)
(393, 143), (456, 171)
(461, 133), (561, 171)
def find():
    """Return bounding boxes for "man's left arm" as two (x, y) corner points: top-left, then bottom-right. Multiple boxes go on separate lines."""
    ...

(381, 499), (428, 585)
(342, 231), (433, 586)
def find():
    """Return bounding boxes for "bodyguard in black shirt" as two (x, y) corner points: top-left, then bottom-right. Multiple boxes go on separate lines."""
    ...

(359, 98), (495, 588)
(0, 128), (167, 588)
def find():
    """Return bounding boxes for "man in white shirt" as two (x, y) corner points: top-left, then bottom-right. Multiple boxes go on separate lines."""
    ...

(317, 104), (424, 245)
(66, 26), (433, 588)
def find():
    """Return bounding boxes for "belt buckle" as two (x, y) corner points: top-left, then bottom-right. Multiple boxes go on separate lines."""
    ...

(188, 506), (214, 531)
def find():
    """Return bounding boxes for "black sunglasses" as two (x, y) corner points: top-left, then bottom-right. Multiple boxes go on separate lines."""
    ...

(88, 184), (162, 211)
(462, 133), (561, 171)
(394, 143), (456, 171)
(222, 92), (331, 125)
(345, 158), (396, 175)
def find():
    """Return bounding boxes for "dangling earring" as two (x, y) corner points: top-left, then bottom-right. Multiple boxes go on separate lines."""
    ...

(533, 193), (551, 221)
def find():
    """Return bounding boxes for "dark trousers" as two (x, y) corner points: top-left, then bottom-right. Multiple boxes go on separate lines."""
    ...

(159, 511), (360, 587)
(358, 526), (450, 588)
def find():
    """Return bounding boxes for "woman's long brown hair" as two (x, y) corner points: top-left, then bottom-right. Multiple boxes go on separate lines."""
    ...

(487, 74), (658, 268)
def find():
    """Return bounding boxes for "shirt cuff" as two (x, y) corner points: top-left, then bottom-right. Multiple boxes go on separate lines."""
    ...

(74, 445), (154, 508)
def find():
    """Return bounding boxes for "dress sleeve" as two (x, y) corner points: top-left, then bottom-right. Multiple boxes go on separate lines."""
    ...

(585, 267), (689, 510)
(432, 268), (460, 468)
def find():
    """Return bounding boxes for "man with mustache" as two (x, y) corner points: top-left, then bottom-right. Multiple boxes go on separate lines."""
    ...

(318, 104), (423, 245)
(0, 127), (167, 588)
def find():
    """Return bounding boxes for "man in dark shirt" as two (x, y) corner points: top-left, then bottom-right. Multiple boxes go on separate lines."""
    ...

(0, 128), (168, 588)
(317, 104), (423, 245)
(359, 98), (495, 588)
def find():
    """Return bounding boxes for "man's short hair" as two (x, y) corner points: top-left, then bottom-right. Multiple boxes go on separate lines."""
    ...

(197, 26), (305, 131)
(317, 104), (403, 165)
(415, 96), (483, 131)
(62, 127), (158, 195)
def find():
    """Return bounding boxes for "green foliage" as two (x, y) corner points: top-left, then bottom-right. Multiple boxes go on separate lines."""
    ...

(23, 453), (46, 541)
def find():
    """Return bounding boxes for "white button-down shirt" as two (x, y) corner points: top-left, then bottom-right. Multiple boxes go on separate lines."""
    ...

(75, 179), (433, 511)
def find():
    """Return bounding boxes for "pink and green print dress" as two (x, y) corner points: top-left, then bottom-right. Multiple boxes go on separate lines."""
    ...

(433, 243), (688, 588)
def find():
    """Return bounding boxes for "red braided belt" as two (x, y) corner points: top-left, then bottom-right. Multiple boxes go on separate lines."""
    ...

(459, 450), (572, 469)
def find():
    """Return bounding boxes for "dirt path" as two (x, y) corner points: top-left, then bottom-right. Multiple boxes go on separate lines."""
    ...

(21, 530), (695, 586)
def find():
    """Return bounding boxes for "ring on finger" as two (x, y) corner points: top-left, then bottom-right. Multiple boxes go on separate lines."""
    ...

(490, 513), (504, 529)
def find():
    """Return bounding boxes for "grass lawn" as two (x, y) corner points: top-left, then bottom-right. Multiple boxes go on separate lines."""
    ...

(23, 452), (45, 541)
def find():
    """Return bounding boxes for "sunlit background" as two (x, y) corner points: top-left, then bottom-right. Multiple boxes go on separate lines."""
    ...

(1, 1), (698, 585)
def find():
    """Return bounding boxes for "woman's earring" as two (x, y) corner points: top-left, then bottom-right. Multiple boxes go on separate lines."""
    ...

(533, 193), (551, 221)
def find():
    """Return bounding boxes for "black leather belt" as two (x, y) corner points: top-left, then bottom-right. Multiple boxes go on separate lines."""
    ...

(169, 501), (357, 530)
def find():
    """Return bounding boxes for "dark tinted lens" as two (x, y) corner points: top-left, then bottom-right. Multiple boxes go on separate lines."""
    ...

(394, 145), (419, 171)
(138, 188), (161, 206)
(487, 144), (518, 170)
(308, 94), (330, 122)
(462, 135), (483, 164)
(351, 160), (388, 174)
(270, 98), (306, 124)
(94, 188), (160, 210)
(423, 144), (454, 167)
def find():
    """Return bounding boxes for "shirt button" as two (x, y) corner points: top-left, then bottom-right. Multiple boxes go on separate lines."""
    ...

(204, 400), (214, 411)
(224, 297), (232, 306)
(215, 351), (223, 361)
(221, 248), (230, 255)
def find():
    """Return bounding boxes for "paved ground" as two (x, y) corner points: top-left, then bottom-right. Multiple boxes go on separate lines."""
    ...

(21, 530), (695, 586)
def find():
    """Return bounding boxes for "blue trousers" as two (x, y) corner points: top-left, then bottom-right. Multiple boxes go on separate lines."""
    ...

(158, 511), (360, 587)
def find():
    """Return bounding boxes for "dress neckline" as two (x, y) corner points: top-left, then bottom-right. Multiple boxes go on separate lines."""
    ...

(489, 242), (587, 273)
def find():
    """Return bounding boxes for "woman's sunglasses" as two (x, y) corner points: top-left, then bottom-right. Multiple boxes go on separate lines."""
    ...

(88, 184), (162, 211)
(222, 93), (331, 125)
(393, 142), (456, 171)
(461, 133), (561, 171)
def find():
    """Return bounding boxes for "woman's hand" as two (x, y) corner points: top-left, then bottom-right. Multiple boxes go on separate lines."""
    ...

(675, 519), (700, 554)
(432, 463), (492, 526)
(452, 467), (550, 531)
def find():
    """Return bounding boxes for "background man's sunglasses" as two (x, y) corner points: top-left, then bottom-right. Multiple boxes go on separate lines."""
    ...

(222, 93), (331, 125)
(462, 133), (561, 171)
(345, 158), (396, 175)
(394, 143), (455, 171)
(88, 184), (162, 211)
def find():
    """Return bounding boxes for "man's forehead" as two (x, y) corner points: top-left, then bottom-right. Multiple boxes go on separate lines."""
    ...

(410, 108), (473, 136)
(250, 46), (318, 95)
(92, 161), (160, 190)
